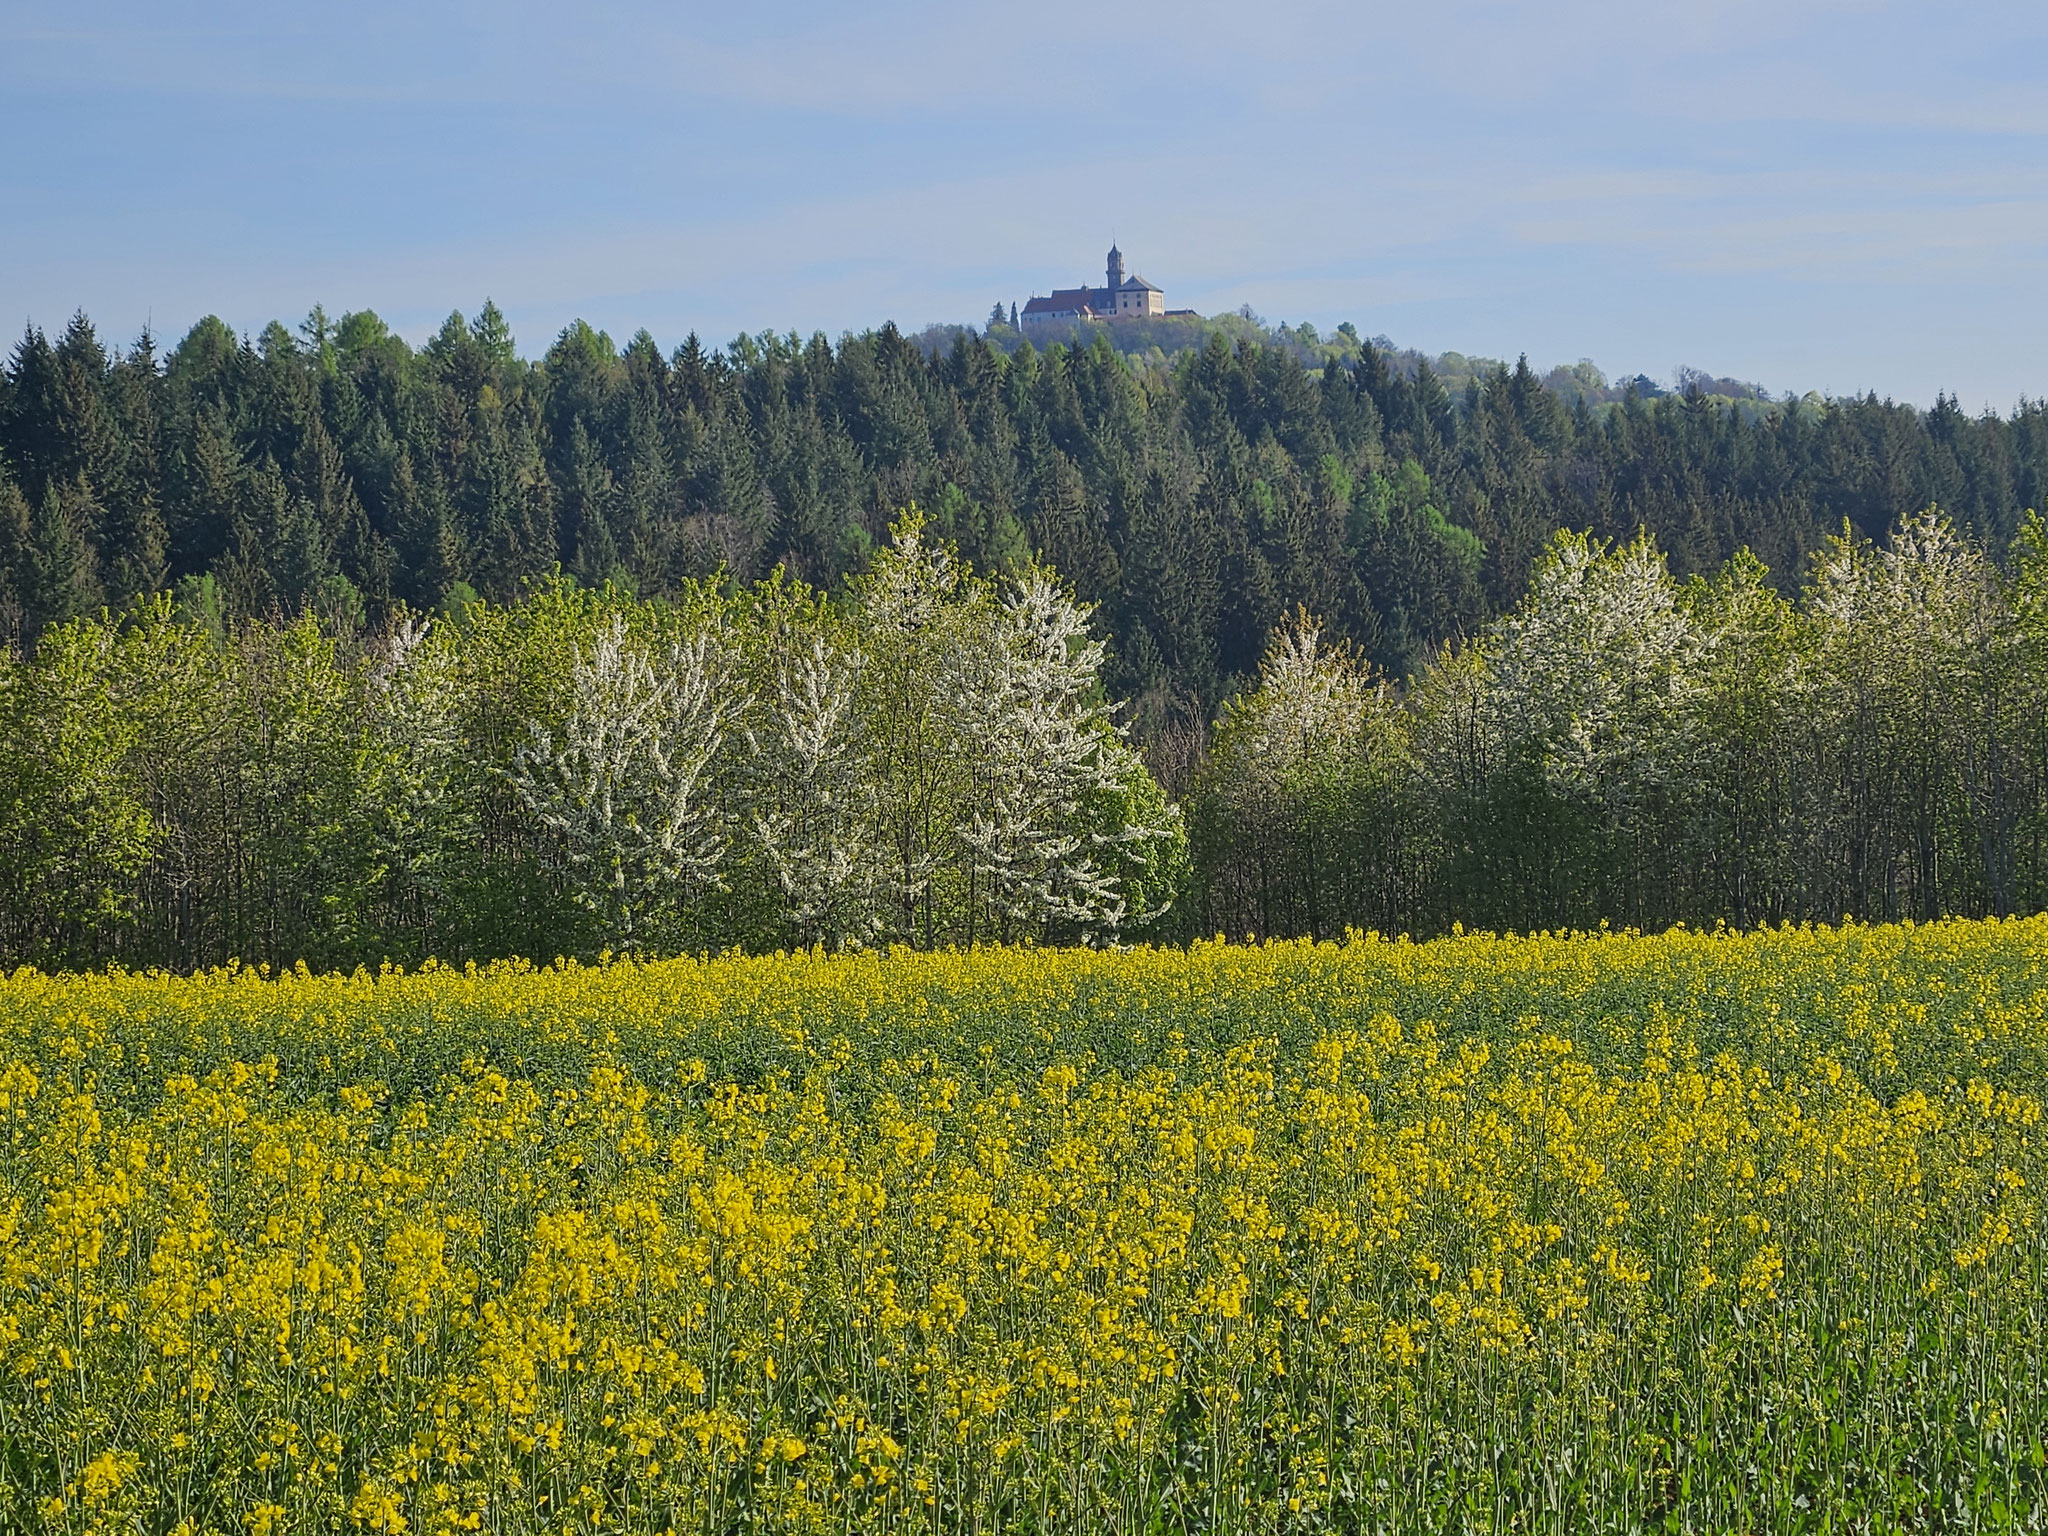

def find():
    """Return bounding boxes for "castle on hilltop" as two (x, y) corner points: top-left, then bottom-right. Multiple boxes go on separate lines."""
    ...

(1019, 245), (1192, 337)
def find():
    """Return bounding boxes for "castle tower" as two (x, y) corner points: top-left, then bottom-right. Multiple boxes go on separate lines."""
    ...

(1106, 243), (1124, 295)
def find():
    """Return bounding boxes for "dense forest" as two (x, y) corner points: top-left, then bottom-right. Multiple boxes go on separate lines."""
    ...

(9, 502), (2048, 972)
(6, 303), (2047, 772)
(7, 304), (2048, 969)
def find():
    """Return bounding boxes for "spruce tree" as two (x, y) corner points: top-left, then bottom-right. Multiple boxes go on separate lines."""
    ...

(170, 407), (243, 576)
(0, 469), (30, 644)
(2, 325), (62, 503)
(26, 477), (100, 635)
(94, 481), (169, 607)
(1024, 442), (1119, 605)
(457, 402), (523, 601)
(615, 398), (674, 584)
(274, 492), (333, 609)
(472, 299), (517, 377)
(563, 420), (623, 588)
(388, 452), (461, 610)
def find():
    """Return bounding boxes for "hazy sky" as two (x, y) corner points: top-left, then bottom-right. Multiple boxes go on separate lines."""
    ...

(4, 1), (2045, 407)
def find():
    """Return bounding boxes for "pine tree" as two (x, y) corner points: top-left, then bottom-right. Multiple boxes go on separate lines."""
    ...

(107, 327), (162, 447)
(1023, 442), (1118, 605)
(2, 325), (63, 503)
(615, 397), (674, 585)
(93, 480), (169, 607)
(274, 491), (333, 610)
(26, 477), (101, 636)
(290, 414), (385, 612)
(53, 311), (124, 494)
(561, 420), (622, 587)
(681, 392), (773, 580)
(388, 452), (461, 610)
(169, 406), (244, 577)
(471, 299), (517, 377)
(457, 401), (525, 602)
(424, 309), (489, 402)
(0, 469), (30, 645)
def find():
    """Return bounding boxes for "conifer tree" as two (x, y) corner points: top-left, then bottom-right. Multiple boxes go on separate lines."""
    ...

(1, 325), (62, 503)
(615, 399), (675, 586)
(93, 478), (169, 608)
(561, 419), (622, 588)
(25, 477), (101, 636)
(471, 299), (517, 377)
(169, 406), (244, 578)
(450, 396), (555, 603)
(388, 452), (462, 610)
(1024, 441), (1119, 606)
(0, 469), (30, 645)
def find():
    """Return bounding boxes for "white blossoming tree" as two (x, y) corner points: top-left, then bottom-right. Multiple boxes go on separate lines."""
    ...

(745, 630), (887, 950)
(953, 567), (1179, 944)
(1413, 529), (1706, 927)
(1677, 550), (1806, 925)
(366, 615), (471, 937)
(1803, 507), (2011, 917)
(510, 615), (741, 951)
(853, 513), (1183, 947)
(1191, 610), (1408, 939)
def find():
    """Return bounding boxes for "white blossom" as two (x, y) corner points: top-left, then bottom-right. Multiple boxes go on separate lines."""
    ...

(511, 616), (741, 949)
(746, 634), (886, 949)
(1475, 531), (1705, 808)
(367, 616), (468, 909)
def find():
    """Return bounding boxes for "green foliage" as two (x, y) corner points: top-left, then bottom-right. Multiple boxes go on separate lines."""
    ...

(0, 469), (28, 647)
(24, 477), (100, 637)
(0, 635), (148, 964)
(1074, 720), (1189, 936)
(0, 528), (1183, 971)
(1348, 458), (1486, 673)
(1191, 612), (1411, 939)
(1210, 509), (2048, 940)
(11, 304), (2044, 749)
(11, 301), (2048, 960)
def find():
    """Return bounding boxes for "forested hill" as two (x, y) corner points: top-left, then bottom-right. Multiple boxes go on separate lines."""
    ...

(4, 303), (2045, 744)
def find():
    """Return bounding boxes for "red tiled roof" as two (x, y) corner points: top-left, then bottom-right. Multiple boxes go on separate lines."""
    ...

(1023, 287), (1102, 315)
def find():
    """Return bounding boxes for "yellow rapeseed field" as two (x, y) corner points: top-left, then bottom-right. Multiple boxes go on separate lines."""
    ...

(0, 922), (2041, 1533)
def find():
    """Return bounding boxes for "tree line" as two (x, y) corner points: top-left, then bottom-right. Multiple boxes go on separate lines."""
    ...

(8, 302), (2048, 966)
(1197, 509), (2048, 939)
(0, 519), (1180, 972)
(6, 303), (2047, 776)
(7, 497), (2048, 969)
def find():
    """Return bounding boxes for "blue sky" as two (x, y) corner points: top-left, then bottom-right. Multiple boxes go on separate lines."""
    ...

(4, 0), (2045, 407)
